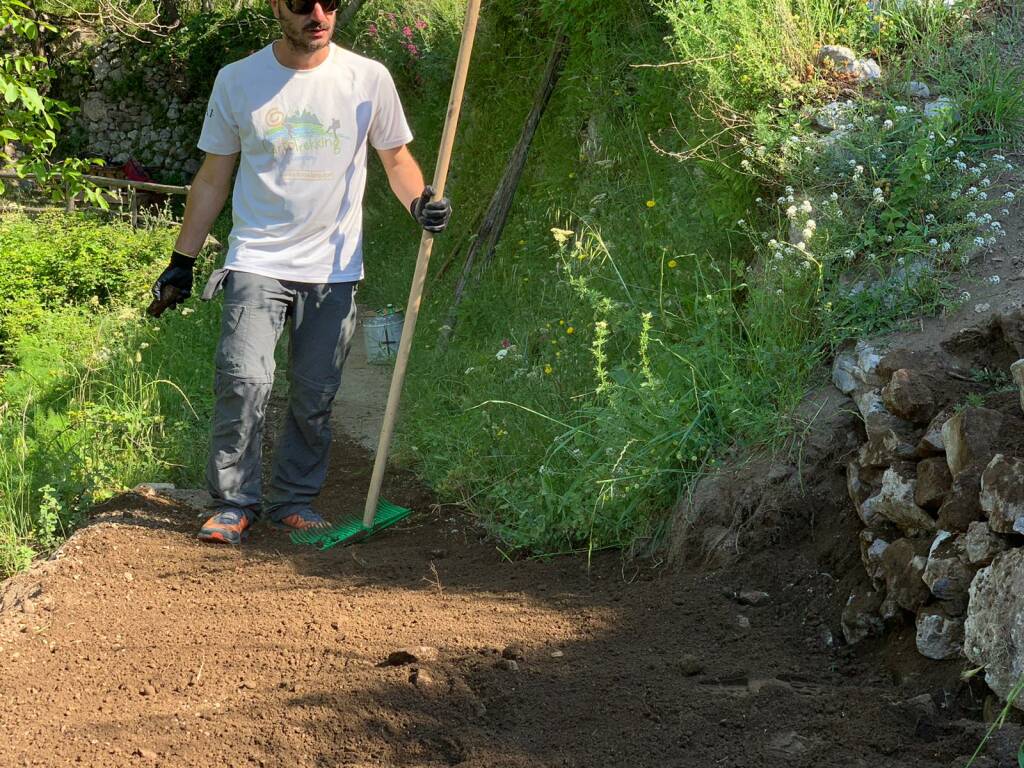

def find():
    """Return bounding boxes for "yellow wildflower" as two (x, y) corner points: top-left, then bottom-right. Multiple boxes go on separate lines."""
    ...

(646, 200), (656, 208)
(551, 227), (574, 245)
(668, 259), (678, 269)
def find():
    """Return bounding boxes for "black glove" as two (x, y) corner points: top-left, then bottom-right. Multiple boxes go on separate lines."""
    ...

(148, 250), (195, 316)
(410, 185), (452, 233)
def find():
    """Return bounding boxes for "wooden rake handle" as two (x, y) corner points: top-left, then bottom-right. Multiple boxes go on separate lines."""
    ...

(363, 0), (482, 527)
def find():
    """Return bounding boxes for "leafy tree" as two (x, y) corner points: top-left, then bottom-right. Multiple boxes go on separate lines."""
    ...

(0, 0), (105, 206)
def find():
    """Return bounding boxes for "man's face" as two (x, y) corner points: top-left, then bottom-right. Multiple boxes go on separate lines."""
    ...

(274, 0), (335, 53)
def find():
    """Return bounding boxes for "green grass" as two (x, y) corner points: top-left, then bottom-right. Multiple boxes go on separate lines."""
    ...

(0, 212), (222, 576)
(353, 0), (1022, 554)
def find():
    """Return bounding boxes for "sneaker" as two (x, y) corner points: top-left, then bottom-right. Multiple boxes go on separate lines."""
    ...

(198, 508), (255, 545)
(270, 508), (331, 531)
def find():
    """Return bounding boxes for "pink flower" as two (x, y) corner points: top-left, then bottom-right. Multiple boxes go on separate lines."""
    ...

(368, 22), (378, 37)
(501, 338), (511, 349)
(406, 43), (420, 58)
(415, 18), (427, 30)
(402, 25), (413, 39)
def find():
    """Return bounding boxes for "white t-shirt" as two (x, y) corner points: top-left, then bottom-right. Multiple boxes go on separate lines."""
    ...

(198, 42), (413, 283)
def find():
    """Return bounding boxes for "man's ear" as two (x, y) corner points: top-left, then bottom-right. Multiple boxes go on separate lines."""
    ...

(269, 0), (280, 18)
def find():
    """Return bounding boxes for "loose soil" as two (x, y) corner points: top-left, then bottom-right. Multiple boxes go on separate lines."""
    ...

(0, 453), (1000, 768)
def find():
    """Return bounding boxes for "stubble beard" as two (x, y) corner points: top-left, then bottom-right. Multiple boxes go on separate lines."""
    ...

(280, 15), (332, 54)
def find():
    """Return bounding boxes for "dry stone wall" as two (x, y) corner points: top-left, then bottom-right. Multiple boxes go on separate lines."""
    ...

(60, 37), (205, 182)
(834, 308), (1024, 705)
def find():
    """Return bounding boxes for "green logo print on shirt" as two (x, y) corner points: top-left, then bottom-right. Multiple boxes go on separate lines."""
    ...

(263, 107), (349, 180)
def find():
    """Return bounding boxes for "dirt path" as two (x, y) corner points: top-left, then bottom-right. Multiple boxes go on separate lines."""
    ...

(0, 319), (1007, 768)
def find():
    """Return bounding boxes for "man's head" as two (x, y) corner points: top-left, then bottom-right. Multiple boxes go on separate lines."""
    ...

(271, 0), (337, 55)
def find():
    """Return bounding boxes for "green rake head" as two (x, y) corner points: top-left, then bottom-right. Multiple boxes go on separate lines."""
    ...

(289, 499), (412, 550)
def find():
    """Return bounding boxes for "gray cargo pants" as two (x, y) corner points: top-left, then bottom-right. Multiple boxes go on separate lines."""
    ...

(201, 268), (357, 521)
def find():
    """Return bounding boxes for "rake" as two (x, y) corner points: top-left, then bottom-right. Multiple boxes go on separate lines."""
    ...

(291, 0), (482, 550)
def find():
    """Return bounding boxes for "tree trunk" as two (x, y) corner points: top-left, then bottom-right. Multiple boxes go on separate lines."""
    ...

(156, 0), (180, 27)
(437, 33), (570, 350)
(337, 0), (370, 30)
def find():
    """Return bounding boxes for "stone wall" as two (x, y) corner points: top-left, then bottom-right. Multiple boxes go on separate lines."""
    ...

(61, 36), (205, 182)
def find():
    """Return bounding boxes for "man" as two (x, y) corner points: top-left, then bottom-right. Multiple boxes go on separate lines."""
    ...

(150, 0), (451, 544)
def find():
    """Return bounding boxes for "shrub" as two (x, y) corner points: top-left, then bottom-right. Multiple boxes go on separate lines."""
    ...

(0, 211), (171, 353)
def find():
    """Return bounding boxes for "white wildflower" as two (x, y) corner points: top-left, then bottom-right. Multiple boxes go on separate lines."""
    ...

(1004, 191), (1015, 201)
(883, 119), (894, 130)
(800, 199), (813, 213)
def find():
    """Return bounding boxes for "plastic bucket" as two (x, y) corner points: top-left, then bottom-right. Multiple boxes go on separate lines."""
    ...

(362, 311), (404, 364)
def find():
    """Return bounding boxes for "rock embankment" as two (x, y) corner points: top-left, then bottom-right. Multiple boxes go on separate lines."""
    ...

(835, 309), (1024, 705)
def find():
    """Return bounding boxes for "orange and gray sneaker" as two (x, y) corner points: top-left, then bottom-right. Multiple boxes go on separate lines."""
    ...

(269, 508), (331, 531)
(198, 508), (255, 545)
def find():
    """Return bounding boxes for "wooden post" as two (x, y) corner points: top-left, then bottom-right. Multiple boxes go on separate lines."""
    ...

(129, 187), (138, 229)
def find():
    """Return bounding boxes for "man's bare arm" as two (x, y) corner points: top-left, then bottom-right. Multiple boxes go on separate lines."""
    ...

(375, 144), (426, 213)
(174, 152), (239, 256)
(376, 145), (451, 232)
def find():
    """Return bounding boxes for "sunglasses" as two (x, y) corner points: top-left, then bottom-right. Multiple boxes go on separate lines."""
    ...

(283, 0), (338, 14)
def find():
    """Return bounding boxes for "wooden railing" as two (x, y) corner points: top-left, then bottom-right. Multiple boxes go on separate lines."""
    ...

(0, 170), (190, 227)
